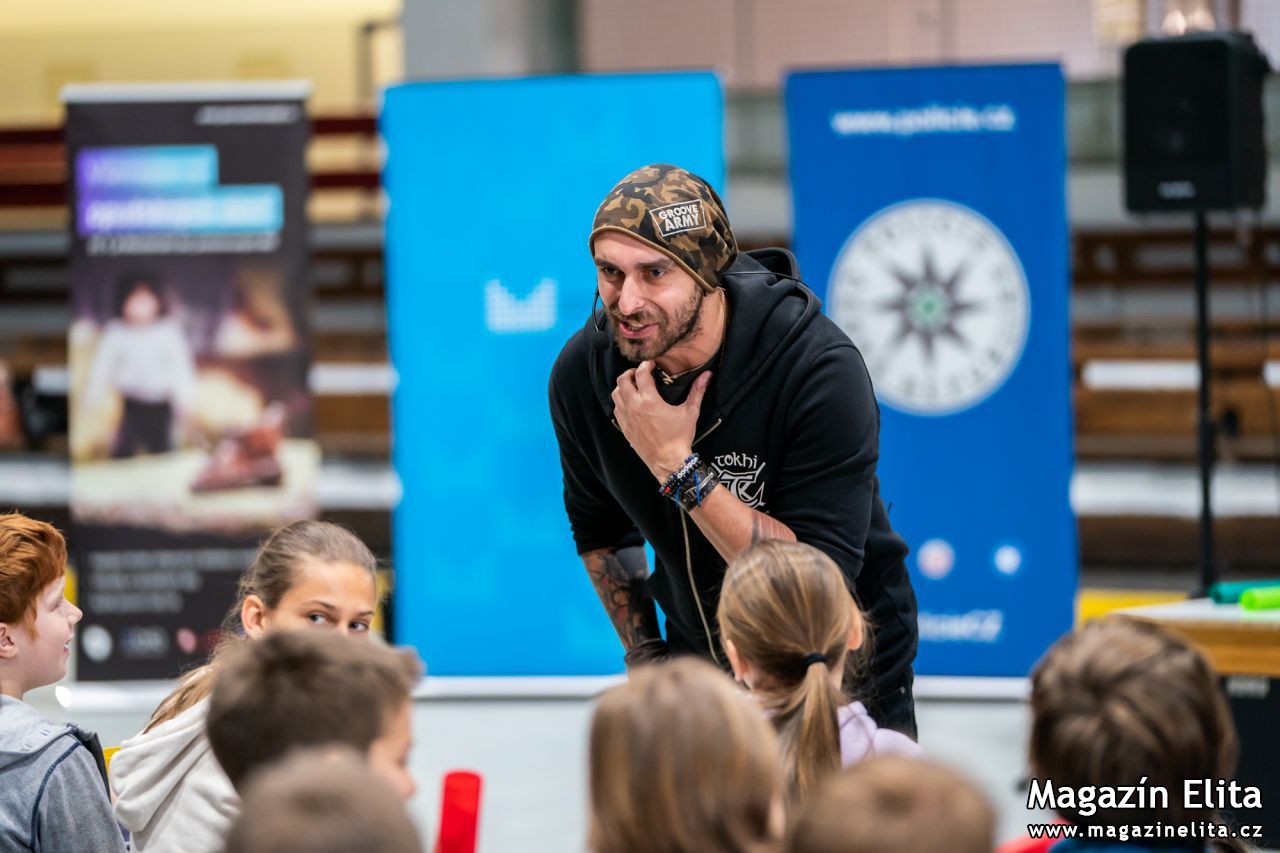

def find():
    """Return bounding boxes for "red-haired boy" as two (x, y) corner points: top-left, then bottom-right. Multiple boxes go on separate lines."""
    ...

(0, 513), (126, 852)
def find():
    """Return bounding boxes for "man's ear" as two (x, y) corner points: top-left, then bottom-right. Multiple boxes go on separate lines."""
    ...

(0, 624), (18, 660)
(240, 595), (269, 640)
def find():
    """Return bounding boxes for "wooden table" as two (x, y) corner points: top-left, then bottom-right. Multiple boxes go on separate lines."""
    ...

(1122, 597), (1280, 677)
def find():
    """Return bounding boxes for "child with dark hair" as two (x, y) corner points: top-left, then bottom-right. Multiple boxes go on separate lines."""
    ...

(223, 748), (423, 853)
(84, 271), (196, 457)
(0, 514), (126, 852)
(205, 630), (420, 795)
(1018, 615), (1248, 853)
(787, 755), (995, 853)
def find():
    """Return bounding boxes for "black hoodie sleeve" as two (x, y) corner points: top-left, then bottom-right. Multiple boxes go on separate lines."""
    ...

(768, 342), (880, 581)
(548, 370), (644, 555)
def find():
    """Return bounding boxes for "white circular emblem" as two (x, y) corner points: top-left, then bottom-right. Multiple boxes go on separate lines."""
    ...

(993, 545), (1023, 576)
(829, 199), (1030, 415)
(81, 625), (113, 663)
(917, 538), (955, 580)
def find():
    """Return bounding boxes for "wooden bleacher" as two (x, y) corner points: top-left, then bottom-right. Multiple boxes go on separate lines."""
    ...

(2, 116), (1278, 571)
(1073, 227), (1280, 464)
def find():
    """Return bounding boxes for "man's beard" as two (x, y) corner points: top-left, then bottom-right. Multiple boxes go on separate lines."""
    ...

(609, 286), (705, 363)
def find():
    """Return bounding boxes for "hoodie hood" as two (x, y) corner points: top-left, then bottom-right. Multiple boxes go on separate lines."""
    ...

(838, 700), (922, 766)
(0, 694), (78, 771)
(586, 247), (819, 422)
(111, 697), (240, 851)
(0, 695), (125, 853)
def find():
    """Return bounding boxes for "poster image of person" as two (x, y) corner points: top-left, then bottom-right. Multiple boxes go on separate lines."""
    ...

(69, 258), (318, 536)
(83, 272), (196, 459)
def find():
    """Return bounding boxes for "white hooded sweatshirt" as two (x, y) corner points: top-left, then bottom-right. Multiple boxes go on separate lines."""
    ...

(111, 698), (240, 853)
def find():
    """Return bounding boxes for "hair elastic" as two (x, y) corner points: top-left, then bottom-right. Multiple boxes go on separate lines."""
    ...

(801, 652), (828, 668)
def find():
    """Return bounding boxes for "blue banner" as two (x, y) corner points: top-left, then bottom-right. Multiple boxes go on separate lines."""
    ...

(382, 73), (724, 675)
(785, 64), (1076, 677)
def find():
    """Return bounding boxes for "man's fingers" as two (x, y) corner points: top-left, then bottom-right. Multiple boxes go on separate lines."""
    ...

(684, 370), (712, 411)
(615, 369), (638, 400)
(635, 361), (659, 396)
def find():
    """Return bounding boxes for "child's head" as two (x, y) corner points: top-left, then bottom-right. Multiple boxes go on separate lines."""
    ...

(114, 273), (165, 325)
(589, 657), (783, 853)
(717, 541), (863, 802)
(1030, 615), (1237, 829)
(206, 629), (420, 797)
(0, 514), (81, 698)
(233, 519), (379, 640)
(223, 747), (423, 853)
(145, 520), (380, 730)
(786, 756), (995, 853)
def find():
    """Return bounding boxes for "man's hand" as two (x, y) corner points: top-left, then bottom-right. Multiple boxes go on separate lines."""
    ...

(623, 637), (670, 671)
(612, 361), (711, 482)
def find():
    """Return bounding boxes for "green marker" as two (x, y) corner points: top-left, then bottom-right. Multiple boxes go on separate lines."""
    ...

(1209, 579), (1280, 604)
(1240, 585), (1280, 611)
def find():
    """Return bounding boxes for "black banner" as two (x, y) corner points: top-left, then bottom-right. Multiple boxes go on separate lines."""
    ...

(64, 83), (315, 680)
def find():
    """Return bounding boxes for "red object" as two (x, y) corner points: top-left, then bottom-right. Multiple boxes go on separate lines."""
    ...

(996, 831), (1063, 853)
(436, 770), (483, 853)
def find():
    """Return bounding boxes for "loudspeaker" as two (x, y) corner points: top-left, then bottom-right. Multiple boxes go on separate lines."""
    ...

(1124, 31), (1270, 212)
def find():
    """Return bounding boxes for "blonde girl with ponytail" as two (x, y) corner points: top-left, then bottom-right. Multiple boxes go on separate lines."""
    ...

(718, 540), (919, 805)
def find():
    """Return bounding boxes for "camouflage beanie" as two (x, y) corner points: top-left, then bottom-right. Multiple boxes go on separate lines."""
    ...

(589, 163), (738, 293)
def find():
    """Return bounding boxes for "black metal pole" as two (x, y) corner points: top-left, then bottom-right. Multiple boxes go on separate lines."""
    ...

(1193, 211), (1217, 596)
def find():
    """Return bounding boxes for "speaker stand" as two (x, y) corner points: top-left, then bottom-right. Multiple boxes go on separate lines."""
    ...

(1193, 211), (1219, 596)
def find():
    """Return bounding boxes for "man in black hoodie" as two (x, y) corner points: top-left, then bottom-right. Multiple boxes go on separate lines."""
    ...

(549, 164), (919, 734)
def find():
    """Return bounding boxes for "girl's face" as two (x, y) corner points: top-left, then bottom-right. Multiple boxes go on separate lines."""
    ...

(123, 286), (161, 325)
(241, 558), (378, 640)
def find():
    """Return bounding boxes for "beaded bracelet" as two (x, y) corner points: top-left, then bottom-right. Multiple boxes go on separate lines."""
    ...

(659, 454), (701, 500)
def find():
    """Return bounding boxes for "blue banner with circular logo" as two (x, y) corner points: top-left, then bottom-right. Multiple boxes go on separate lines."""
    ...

(785, 64), (1077, 677)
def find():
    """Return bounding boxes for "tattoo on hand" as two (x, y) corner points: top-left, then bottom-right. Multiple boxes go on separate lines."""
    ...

(583, 546), (659, 650)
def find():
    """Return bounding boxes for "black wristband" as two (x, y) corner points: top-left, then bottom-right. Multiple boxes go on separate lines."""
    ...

(676, 458), (721, 513)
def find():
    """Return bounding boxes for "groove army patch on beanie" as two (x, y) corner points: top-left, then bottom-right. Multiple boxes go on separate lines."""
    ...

(589, 163), (738, 293)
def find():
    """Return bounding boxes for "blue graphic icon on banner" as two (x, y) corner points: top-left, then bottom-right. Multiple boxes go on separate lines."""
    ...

(786, 64), (1077, 677)
(382, 73), (724, 676)
(484, 278), (558, 334)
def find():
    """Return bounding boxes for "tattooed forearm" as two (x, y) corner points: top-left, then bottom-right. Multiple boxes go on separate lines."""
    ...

(689, 485), (797, 562)
(750, 511), (793, 545)
(582, 545), (661, 651)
